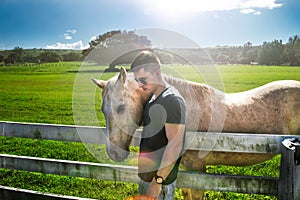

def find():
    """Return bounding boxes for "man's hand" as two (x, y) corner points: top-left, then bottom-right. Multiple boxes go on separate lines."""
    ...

(146, 178), (162, 199)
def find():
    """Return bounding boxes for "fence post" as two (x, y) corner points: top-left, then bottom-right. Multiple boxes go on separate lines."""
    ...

(295, 144), (300, 200)
(278, 138), (300, 200)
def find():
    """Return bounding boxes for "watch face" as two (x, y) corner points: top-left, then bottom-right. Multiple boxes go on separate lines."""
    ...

(156, 177), (163, 184)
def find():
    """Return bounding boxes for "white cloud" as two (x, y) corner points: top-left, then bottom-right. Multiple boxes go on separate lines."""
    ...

(240, 8), (260, 15)
(45, 40), (88, 50)
(89, 35), (97, 42)
(254, 11), (261, 15)
(240, 0), (282, 10)
(67, 29), (77, 34)
(64, 34), (72, 40)
(241, 8), (256, 14)
(63, 29), (78, 40)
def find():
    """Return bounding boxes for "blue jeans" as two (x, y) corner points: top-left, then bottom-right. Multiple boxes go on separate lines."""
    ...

(138, 178), (177, 200)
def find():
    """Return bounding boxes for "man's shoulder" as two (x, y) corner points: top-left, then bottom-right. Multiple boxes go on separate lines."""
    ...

(162, 87), (185, 103)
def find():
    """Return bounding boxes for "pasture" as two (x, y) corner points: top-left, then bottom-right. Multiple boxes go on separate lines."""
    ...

(0, 62), (300, 199)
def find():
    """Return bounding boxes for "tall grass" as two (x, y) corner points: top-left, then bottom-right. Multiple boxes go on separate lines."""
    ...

(0, 62), (299, 199)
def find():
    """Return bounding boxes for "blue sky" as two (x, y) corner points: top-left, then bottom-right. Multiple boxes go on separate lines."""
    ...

(0, 0), (299, 50)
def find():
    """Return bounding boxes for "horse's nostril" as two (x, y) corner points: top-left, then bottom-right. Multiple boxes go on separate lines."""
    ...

(107, 147), (121, 161)
(111, 152), (123, 162)
(107, 146), (129, 162)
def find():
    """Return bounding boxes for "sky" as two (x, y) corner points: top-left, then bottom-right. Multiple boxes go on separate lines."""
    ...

(0, 0), (299, 50)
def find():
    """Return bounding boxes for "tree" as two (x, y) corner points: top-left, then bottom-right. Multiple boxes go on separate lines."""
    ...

(4, 52), (22, 65)
(38, 51), (62, 62)
(246, 48), (258, 62)
(283, 35), (300, 66)
(216, 53), (228, 64)
(240, 42), (259, 64)
(23, 54), (39, 63)
(6, 46), (24, 63)
(62, 52), (82, 61)
(258, 40), (284, 65)
(82, 30), (152, 69)
(0, 54), (4, 62)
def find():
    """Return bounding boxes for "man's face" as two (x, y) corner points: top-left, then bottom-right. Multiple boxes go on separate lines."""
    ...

(133, 67), (158, 94)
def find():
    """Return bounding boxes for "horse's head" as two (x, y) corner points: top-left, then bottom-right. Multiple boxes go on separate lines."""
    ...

(93, 67), (148, 161)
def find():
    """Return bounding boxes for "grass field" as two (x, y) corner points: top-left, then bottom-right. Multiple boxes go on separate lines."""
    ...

(0, 62), (300, 199)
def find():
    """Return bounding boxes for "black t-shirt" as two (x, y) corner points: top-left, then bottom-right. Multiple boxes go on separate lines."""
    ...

(138, 86), (186, 185)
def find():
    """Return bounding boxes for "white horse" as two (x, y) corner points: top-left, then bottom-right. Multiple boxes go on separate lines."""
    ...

(93, 67), (300, 199)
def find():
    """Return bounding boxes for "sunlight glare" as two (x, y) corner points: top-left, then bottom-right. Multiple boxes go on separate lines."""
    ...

(139, 0), (282, 20)
(140, 0), (239, 19)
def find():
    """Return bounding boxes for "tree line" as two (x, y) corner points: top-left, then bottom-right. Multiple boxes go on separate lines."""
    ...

(1, 31), (299, 66)
(0, 48), (82, 65)
(168, 35), (299, 66)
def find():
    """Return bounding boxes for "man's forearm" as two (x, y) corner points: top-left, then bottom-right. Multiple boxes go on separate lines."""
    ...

(156, 136), (183, 180)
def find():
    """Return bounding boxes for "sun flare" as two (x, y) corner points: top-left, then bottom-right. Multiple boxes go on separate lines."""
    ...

(139, 0), (236, 20)
(139, 0), (282, 20)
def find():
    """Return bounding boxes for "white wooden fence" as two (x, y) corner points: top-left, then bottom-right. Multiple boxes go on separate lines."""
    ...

(0, 121), (299, 200)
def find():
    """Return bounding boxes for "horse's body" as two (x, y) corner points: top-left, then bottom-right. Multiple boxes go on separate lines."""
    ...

(93, 67), (300, 199)
(164, 76), (300, 168)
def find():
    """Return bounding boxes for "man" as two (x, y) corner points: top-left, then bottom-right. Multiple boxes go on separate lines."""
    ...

(130, 51), (186, 200)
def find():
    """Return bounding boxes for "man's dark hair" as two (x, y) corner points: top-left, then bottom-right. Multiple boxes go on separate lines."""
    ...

(130, 51), (161, 73)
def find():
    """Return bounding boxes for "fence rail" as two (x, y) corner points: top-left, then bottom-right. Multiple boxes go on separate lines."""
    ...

(0, 121), (288, 153)
(0, 121), (299, 199)
(0, 185), (95, 200)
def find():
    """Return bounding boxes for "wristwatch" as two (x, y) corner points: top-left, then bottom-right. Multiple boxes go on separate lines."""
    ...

(155, 175), (164, 184)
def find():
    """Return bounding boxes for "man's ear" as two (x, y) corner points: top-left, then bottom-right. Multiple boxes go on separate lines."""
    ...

(117, 66), (127, 84)
(92, 78), (107, 89)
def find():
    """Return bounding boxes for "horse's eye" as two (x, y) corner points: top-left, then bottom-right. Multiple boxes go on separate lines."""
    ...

(117, 104), (125, 113)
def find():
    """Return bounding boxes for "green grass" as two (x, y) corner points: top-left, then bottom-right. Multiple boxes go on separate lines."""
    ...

(0, 62), (300, 199)
(0, 63), (79, 125)
(162, 64), (300, 92)
(219, 65), (300, 92)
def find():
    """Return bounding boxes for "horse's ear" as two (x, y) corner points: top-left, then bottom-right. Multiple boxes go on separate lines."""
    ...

(117, 67), (127, 84)
(92, 78), (107, 89)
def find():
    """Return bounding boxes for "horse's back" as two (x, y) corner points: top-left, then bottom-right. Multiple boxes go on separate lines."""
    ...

(267, 80), (300, 135)
(223, 80), (300, 135)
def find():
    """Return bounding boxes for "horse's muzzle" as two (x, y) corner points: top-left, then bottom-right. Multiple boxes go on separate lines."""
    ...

(106, 143), (130, 162)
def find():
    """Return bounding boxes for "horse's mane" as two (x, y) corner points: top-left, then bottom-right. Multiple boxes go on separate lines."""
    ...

(125, 72), (218, 99)
(163, 75), (198, 89)
(163, 74), (219, 98)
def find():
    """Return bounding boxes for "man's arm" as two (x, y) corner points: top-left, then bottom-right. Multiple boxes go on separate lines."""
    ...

(156, 123), (185, 178)
(146, 123), (185, 198)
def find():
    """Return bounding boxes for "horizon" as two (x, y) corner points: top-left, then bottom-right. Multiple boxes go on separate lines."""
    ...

(0, 39), (296, 51)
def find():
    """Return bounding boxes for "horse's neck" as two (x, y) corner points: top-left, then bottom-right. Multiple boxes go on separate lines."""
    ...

(134, 75), (222, 105)
(163, 75), (217, 100)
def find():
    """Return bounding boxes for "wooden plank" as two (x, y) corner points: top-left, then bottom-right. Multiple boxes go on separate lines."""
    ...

(3, 121), (300, 197)
(0, 154), (277, 195)
(177, 172), (277, 195)
(0, 185), (95, 200)
(0, 153), (138, 183)
(1, 121), (300, 153)
(184, 131), (285, 154)
(0, 121), (107, 144)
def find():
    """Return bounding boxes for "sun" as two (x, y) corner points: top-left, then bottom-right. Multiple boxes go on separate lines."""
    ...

(139, 0), (225, 20)
(157, 0), (201, 14)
